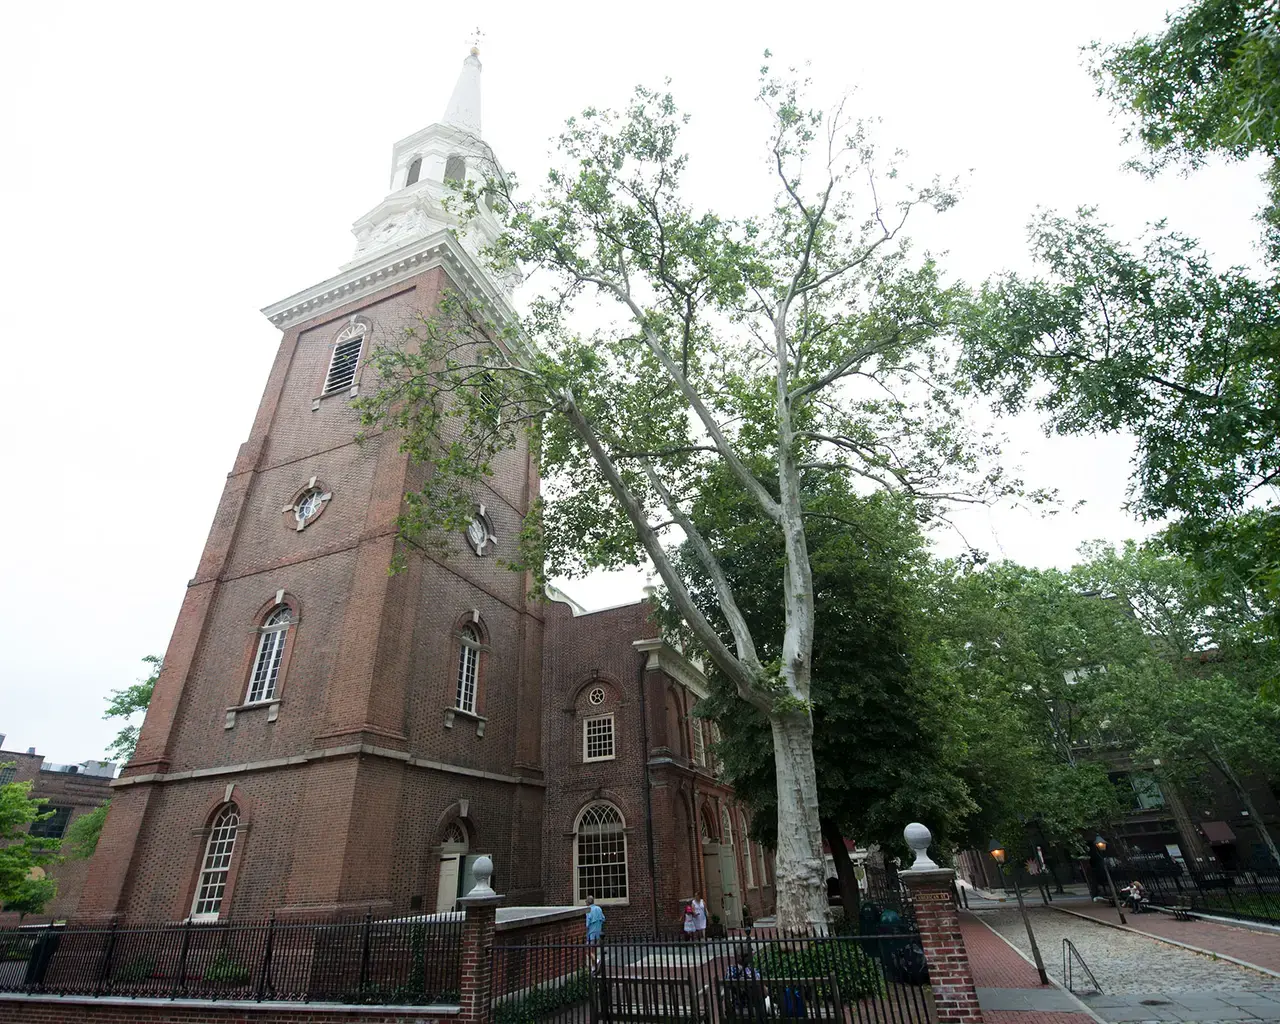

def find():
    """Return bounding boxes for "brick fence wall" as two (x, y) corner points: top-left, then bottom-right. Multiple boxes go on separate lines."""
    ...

(0, 998), (458, 1023)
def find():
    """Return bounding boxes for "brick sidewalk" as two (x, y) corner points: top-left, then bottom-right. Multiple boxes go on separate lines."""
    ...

(1059, 902), (1280, 974)
(960, 912), (1094, 1024)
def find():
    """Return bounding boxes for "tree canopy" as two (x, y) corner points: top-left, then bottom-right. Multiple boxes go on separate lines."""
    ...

(0, 767), (61, 912)
(104, 655), (161, 763)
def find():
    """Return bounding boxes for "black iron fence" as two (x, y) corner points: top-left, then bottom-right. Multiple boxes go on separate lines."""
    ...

(1116, 859), (1280, 925)
(491, 930), (932, 1024)
(0, 912), (462, 1004)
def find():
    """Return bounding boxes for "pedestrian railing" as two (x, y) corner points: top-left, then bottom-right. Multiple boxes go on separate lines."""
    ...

(1125, 865), (1280, 925)
(1062, 938), (1102, 995)
(0, 911), (461, 1005)
(491, 929), (932, 1024)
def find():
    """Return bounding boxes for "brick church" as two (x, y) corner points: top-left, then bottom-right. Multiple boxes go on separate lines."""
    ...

(79, 49), (775, 934)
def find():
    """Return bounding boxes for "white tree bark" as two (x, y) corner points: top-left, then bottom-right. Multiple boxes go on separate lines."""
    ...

(771, 714), (830, 929)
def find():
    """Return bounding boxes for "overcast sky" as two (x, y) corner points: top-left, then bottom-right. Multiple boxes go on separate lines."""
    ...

(0, 1), (1268, 764)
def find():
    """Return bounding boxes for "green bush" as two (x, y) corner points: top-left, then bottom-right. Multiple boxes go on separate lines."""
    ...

(494, 969), (592, 1024)
(114, 954), (157, 983)
(203, 951), (250, 984)
(757, 940), (882, 1000)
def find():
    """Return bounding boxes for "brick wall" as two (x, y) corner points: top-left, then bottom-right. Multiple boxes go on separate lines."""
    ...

(0, 998), (457, 1023)
(901, 869), (983, 1024)
(0, 750), (112, 926)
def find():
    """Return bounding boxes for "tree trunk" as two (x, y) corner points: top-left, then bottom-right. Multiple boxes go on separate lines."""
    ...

(771, 713), (829, 930)
(820, 816), (861, 931)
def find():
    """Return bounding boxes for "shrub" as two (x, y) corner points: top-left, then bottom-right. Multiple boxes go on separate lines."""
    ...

(757, 939), (882, 1000)
(494, 969), (592, 1024)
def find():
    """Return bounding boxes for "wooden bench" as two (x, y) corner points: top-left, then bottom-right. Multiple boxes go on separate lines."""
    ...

(590, 973), (707, 1024)
(716, 974), (843, 1023)
(1171, 904), (1194, 921)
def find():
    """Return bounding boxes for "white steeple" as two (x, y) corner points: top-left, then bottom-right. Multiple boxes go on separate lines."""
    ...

(261, 48), (519, 328)
(442, 48), (482, 135)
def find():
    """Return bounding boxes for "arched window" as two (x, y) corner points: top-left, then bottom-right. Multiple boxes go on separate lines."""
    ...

(444, 155), (467, 183)
(691, 716), (706, 767)
(247, 606), (291, 704)
(575, 802), (628, 903)
(721, 806), (734, 846)
(324, 322), (366, 394)
(405, 157), (422, 186)
(192, 804), (239, 920)
(455, 625), (480, 714)
(741, 815), (755, 888)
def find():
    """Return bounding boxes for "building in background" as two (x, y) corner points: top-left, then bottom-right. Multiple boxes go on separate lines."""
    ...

(0, 740), (113, 925)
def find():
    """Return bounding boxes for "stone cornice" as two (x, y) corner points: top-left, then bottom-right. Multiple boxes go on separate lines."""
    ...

(632, 637), (709, 699)
(111, 742), (546, 790)
(260, 229), (513, 329)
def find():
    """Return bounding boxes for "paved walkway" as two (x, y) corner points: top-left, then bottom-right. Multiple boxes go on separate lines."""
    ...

(960, 911), (1096, 1024)
(1058, 903), (1280, 976)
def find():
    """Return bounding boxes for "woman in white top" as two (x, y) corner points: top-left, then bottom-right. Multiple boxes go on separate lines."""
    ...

(692, 896), (708, 938)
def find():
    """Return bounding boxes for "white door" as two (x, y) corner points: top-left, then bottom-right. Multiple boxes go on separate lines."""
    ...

(436, 855), (462, 913)
(718, 844), (742, 928)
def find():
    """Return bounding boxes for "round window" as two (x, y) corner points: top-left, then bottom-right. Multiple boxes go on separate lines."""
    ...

(295, 488), (325, 523)
(588, 686), (606, 706)
(466, 516), (488, 550)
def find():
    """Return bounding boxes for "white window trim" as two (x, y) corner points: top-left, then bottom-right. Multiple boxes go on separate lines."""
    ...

(455, 627), (480, 715)
(691, 716), (706, 767)
(742, 816), (756, 888)
(573, 802), (630, 906)
(323, 323), (367, 396)
(583, 714), (616, 762)
(190, 806), (239, 921)
(245, 608), (290, 705)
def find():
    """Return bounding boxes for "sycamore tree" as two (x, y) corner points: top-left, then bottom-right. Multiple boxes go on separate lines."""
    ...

(680, 477), (973, 921)
(358, 67), (1027, 926)
(0, 767), (61, 910)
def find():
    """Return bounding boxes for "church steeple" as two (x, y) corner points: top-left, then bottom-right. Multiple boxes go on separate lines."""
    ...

(442, 47), (482, 136)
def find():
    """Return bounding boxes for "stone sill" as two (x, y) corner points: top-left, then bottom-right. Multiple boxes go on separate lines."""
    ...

(225, 700), (281, 729)
(0, 993), (460, 1015)
(444, 707), (487, 736)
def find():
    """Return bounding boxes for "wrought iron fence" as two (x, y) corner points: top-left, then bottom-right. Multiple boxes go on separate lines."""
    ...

(491, 929), (932, 1024)
(0, 911), (462, 1004)
(1117, 859), (1280, 925)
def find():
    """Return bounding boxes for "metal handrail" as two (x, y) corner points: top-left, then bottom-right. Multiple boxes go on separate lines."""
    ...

(1062, 938), (1102, 995)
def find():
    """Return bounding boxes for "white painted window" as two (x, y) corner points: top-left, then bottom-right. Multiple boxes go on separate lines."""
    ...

(691, 715), (706, 767)
(742, 815), (755, 887)
(575, 802), (628, 903)
(721, 806), (734, 846)
(456, 625), (480, 714)
(583, 715), (615, 761)
(324, 323), (366, 394)
(246, 606), (291, 704)
(192, 805), (239, 920)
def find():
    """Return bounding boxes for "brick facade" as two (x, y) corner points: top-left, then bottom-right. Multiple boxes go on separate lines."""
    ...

(901, 868), (983, 1024)
(72, 258), (769, 933)
(0, 750), (113, 925)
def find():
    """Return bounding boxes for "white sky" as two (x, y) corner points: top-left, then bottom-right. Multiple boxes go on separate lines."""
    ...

(0, 1), (1268, 764)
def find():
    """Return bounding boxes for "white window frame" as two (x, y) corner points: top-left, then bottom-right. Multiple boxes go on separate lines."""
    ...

(574, 802), (629, 905)
(455, 626), (480, 715)
(691, 711), (706, 767)
(583, 714), (616, 762)
(191, 805), (239, 921)
(742, 815), (756, 888)
(323, 323), (366, 395)
(721, 806), (734, 846)
(246, 607), (291, 704)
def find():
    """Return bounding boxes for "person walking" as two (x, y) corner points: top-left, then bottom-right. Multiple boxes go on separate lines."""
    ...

(585, 894), (606, 972)
(692, 895), (708, 941)
(681, 900), (698, 941)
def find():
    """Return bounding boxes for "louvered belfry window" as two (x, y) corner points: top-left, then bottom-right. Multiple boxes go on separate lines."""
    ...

(324, 323), (366, 394)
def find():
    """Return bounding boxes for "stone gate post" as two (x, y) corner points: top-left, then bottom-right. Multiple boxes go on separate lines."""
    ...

(899, 823), (983, 1024)
(457, 855), (503, 1024)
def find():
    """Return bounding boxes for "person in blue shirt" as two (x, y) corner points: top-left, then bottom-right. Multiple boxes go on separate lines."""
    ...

(585, 894), (606, 972)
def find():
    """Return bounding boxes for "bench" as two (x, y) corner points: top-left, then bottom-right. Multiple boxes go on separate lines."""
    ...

(590, 973), (707, 1024)
(1171, 904), (1194, 921)
(716, 974), (843, 1024)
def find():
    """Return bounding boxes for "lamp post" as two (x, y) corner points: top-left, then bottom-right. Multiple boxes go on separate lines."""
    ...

(1094, 835), (1127, 925)
(990, 841), (1049, 985)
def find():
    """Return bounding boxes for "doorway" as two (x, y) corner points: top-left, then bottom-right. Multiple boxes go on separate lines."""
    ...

(436, 823), (468, 913)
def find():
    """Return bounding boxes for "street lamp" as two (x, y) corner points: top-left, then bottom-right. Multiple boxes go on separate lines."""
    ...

(1093, 835), (1127, 925)
(990, 840), (1049, 985)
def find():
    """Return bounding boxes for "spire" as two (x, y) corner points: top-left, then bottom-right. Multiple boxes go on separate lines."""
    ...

(442, 48), (482, 136)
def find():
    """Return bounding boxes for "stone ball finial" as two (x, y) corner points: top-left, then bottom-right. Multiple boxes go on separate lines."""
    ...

(466, 855), (495, 897)
(903, 822), (939, 871)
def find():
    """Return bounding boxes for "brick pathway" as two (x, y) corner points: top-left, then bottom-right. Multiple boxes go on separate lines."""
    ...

(960, 912), (1095, 1024)
(1059, 903), (1280, 975)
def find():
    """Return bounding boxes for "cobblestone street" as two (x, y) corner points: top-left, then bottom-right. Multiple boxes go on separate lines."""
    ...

(974, 905), (1280, 1024)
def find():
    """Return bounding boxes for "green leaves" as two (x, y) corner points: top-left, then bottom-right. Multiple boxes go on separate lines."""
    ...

(0, 767), (62, 911)
(104, 654), (161, 763)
